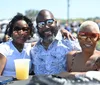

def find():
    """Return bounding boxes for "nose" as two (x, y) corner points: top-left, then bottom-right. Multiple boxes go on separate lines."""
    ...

(18, 30), (24, 35)
(86, 37), (92, 42)
(45, 24), (50, 28)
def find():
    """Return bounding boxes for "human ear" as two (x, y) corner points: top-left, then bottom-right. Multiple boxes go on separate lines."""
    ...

(97, 34), (100, 41)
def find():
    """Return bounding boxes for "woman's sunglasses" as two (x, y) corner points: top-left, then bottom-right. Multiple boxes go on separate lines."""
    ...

(78, 32), (100, 42)
(13, 26), (30, 32)
(37, 19), (54, 28)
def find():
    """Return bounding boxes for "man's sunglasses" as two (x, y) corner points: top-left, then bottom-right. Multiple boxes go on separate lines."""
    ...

(37, 19), (54, 28)
(78, 32), (100, 41)
(13, 26), (30, 32)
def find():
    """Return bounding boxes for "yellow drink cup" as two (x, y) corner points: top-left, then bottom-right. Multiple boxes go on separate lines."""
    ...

(14, 59), (30, 80)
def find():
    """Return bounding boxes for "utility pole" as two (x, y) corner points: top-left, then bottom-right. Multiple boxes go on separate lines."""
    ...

(67, 0), (70, 24)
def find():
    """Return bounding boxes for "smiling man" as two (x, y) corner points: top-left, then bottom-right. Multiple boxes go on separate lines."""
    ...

(30, 9), (80, 75)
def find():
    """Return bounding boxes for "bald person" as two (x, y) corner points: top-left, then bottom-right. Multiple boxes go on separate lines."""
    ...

(67, 21), (100, 72)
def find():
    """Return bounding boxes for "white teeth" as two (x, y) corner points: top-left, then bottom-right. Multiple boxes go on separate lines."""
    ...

(85, 44), (91, 47)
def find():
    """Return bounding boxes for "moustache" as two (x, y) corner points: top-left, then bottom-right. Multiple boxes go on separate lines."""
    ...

(42, 28), (52, 33)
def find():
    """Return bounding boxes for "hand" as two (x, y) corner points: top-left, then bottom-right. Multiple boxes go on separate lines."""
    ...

(61, 28), (76, 40)
(95, 57), (100, 70)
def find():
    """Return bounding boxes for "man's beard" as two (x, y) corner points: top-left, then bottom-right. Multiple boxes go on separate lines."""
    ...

(38, 27), (58, 43)
(43, 34), (55, 43)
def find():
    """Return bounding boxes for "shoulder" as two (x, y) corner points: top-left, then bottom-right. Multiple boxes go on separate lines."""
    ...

(31, 42), (37, 47)
(0, 41), (11, 48)
(30, 42), (41, 54)
(67, 51), (80, 65)
(66, 51), (80, 71)
(67, 50), (77, 55)
(0, 41), (12, 57)
(67, 51), (77, 60)
(96, 50), (100, 54)
(92, 50), (100, 59)
(93, 50), (100, 57)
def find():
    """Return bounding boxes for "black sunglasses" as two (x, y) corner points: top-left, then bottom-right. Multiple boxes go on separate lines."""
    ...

(37, 19), (54, 28)
(13, 26), (30, 32)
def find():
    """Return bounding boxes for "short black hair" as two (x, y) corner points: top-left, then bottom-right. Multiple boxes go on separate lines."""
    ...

(5, 13), (34, 37)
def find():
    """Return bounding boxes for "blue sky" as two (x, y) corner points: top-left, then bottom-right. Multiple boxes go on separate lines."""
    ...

(0, 0), (100, 19)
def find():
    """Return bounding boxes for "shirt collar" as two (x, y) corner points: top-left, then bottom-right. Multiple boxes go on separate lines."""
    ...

(55, 30), (63, 40)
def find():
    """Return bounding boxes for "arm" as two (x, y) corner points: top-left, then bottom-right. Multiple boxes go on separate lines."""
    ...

(94, 57), (100, 71)
(60, 28), (76, 40)
(56, 71), (86, 78)
(0, 53), (6, 75)
(56, 51), (85, 78)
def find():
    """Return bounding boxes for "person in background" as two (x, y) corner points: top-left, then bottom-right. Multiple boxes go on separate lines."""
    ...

(0, 13), (34, 76)
(67, 21), (100, 72)
(30, 9), (81, 75)
(65, 23), (72, 33)
(2, 34), (10, 42)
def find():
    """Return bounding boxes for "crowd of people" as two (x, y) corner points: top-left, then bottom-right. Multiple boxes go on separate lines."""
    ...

(0, 9), (100, 79)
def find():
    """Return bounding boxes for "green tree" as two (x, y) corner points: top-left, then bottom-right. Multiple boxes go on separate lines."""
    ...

(25, 9), (39, 21)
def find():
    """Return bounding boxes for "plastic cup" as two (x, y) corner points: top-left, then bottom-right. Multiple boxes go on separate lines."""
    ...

(14, 59), (30, 80)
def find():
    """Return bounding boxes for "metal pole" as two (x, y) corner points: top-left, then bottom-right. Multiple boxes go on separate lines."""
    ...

(67, 0), (70, 24)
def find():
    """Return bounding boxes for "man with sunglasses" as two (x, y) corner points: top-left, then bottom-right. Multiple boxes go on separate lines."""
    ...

(66, 21), (100, 73)
(30, 9), (81, 75)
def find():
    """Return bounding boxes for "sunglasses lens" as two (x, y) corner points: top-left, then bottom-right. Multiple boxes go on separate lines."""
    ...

(79, 32), (99, 41)
(13, 26), (21, 31)
(79, 35), (87, 40)
(22, 27), (30, 32)
(37, 19), (54, 28)
(46, 19), (54, 25)
(90, 34), (98, 41)
(38, 22), (45, 28)
(13, 26), (29, 32)
(91, 34), (97, 38)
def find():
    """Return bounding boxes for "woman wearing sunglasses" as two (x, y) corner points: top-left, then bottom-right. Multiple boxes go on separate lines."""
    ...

(67, 21), (100, 73)
(0, 13), (34, 76)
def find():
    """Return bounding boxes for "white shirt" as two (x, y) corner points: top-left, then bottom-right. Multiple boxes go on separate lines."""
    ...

(0, 40), (32, 77)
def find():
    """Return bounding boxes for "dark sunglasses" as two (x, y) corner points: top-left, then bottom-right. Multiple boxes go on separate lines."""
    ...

(13, 26), (30, 32)
(78, 32), (99, 41)
(37, 19), (54, 28)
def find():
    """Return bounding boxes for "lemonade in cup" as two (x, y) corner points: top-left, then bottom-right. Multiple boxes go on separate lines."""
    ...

(14, 59), (30, 80)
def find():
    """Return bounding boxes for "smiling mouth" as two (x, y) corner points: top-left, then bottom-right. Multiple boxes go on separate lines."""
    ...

(17, 36), (26, 40)
(84, 44), (92, 47)
(44, 31), (52, 36)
